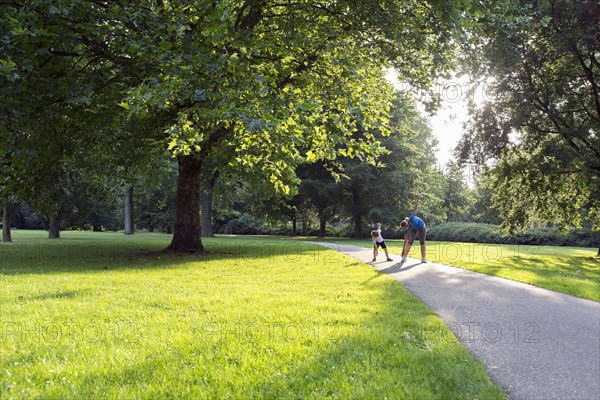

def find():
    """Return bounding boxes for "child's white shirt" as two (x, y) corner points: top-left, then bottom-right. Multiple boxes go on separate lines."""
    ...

(373, 228), (384, 244)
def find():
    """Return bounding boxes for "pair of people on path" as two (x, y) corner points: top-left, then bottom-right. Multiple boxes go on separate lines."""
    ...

(371, 194), (427, 263)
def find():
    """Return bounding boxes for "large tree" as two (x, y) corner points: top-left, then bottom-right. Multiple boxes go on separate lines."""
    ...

(3, 1), (472, 252)
(119, 1), (469, 251)
(297, 162), (341, 237)
(1, 2), (168, 238)
(442, 162), (475, 222)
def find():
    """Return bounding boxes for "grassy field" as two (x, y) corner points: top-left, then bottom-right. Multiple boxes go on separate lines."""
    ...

(318, 238), (600, 302)
(0, 231), (504, 399)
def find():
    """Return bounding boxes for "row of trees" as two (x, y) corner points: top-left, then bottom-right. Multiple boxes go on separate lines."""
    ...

(1, 1), (598, 253)
(3, 90), (496, 239)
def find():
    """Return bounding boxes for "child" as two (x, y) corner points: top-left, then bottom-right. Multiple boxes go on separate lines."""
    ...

(400, 194), (427, 263)
(371, 223), (393, 262)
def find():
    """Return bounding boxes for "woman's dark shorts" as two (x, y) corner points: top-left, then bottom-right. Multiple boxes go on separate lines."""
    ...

(406, 225), (427, 245)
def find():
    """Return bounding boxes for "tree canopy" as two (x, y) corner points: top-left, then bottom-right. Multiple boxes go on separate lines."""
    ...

(457, 0), (600, 236)
(2, 0), (472, 251)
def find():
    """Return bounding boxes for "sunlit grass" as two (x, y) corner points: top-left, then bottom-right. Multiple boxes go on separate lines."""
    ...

(1, 231), (504, 399)
(319, 237), (599, 302)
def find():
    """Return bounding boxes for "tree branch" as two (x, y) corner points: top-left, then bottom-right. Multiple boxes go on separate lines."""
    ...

(576, 52), (600, 120)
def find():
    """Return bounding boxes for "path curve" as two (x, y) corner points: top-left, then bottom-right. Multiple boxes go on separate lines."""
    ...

(306, 242), (600, 400)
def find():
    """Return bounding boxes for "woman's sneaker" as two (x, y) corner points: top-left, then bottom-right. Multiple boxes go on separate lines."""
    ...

(421, 259), (427, 263)
(400, 257), (407, 263)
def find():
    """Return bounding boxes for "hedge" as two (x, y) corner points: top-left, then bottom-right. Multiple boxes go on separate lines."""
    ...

(425, 222), (598, 248)
(215, 216), (598, 248)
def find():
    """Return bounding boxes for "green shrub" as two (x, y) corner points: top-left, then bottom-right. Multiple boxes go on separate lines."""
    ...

(216, 215), (295, 236)
(219, 214), (269, 235)
(329, 224), (354, 238)
(427, 223), (598, 248)
(427, 223), (499, 243)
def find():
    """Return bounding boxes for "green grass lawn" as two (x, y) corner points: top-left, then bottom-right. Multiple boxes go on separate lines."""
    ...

(317, 238), (600, 302)
(0, 231), (504, 399)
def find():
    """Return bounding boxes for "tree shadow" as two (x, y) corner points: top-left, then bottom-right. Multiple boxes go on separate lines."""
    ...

(0, 238), (347, 276)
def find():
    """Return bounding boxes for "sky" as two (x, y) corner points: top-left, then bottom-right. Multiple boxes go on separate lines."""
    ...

(423, 100), (467, 167)
(386, 71), (481, 167)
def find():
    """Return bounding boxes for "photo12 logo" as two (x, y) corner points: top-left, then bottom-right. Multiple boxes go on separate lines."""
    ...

(195, 320), (338, 346)
(0, 241), (146, 265)
(395, 78), (495, 106)
(423, 243), (540, 264)
(449, 321), (540, 344)
(402, 321), (541, 345)
(1, 320), (140, 344)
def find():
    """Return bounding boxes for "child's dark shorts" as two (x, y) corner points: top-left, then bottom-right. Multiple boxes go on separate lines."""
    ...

(376, 241), (387, 249)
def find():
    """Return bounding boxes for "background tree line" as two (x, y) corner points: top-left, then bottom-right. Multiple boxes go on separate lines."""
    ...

(1, 0), (598, 253)
(3, 87), (597, 248)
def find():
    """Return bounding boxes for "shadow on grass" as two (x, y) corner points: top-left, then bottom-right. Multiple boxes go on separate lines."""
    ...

(0, 237), (348, 276)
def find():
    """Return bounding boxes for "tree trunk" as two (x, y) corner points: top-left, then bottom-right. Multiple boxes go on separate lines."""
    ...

(201, 171), (219, 237)
(292, 216), (297, 236)
(124, 185), (134, 235)
(352, 187), (362, 238)
(352, 211), (362, 238)
(200, 191), (213, 237)
(48, 215), (60, 239)
(2, 206), (11, 242)
(319, 217), (326, 237)
(167, 154), (204, 252)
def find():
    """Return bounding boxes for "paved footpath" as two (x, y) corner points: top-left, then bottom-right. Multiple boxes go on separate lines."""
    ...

(307, 242), (600, 400)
